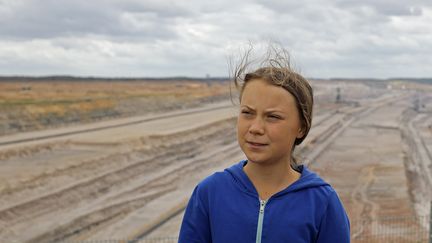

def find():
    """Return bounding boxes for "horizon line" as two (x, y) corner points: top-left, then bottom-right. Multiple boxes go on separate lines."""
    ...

(0, 75), (431, 81)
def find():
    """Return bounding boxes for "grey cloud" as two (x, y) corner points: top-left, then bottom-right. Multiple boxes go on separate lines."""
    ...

(113, 0), (194, 18)
(252, 0), (306, 13)
(334, 0), (431, 16)
(0, 0), (431, 78)
(0, 0), (188, 40)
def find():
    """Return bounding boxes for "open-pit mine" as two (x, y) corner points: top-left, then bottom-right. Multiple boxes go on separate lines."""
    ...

(0, 78), (431, 242)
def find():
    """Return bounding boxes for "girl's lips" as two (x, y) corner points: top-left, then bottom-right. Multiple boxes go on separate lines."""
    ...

(246, 141), (268, 147)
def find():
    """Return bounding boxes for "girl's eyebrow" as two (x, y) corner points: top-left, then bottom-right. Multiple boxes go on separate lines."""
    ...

(265, 108), (285, 114)
(241, 105), (286, 114)
(240, 105), (255, 110)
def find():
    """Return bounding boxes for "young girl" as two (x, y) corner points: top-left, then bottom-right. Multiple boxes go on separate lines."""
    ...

(178, 46), (350, 243)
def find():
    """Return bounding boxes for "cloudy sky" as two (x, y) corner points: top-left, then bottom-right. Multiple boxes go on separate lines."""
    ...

(0, 0), (431, 78)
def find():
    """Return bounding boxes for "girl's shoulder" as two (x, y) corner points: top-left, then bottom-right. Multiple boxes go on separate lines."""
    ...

(195, 170), (232, 192)
(193, 161), (246, 199)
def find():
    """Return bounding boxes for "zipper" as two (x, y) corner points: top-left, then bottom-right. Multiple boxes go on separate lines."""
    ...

(255, 199), (267, 243)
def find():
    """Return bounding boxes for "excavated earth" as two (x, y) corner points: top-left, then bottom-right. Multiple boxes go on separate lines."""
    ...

(0, 80), (431, 243)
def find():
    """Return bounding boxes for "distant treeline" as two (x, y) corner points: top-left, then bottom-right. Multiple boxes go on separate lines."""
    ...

(329, 77), (432, 83)
(0, 75), (431, 85)
(0, 76), (228, 83)
(389, 78), (432, 85)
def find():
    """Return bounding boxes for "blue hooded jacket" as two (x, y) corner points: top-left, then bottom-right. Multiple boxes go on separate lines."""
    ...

(179, 160), (350, 243)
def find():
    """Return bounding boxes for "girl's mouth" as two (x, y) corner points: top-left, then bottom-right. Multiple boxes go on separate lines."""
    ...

(247, 141), (268, 147)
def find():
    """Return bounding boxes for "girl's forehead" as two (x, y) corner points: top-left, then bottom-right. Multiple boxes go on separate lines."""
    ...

(241, 81), (297, 111)
(242, 79), (295, 99)
(243, 78), (289, 93)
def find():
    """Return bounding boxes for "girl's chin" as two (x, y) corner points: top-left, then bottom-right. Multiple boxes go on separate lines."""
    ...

(245, 157), (268, 164)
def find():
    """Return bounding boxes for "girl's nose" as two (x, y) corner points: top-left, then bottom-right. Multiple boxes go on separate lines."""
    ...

(248, 118), (265, 135)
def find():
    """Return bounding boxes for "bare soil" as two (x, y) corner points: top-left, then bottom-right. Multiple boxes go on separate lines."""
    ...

(0, 78), (431, 242)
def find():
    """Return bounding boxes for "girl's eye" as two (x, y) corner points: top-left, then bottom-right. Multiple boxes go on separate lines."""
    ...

(269, 115), (282, 119)
(241, 110), (254, 117)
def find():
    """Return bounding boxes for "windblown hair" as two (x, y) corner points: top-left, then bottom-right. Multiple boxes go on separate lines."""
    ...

(231, 44), (314, 163)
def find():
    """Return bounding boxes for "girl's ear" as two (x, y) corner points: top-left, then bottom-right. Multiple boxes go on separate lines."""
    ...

(296, 127), (305, 139)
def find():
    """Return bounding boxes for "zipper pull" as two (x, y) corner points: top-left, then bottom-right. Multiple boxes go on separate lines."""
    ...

(259, 200), (266, 213)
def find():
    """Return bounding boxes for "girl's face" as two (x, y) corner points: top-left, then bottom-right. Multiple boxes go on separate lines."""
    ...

(237, 78), (304, 166)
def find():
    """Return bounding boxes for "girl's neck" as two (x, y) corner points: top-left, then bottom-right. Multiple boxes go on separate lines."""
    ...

(243, 159), (300, 200)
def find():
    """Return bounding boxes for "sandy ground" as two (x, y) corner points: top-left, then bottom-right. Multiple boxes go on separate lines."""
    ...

(0, 79), (230, 136)
(0, 80), (431, 242)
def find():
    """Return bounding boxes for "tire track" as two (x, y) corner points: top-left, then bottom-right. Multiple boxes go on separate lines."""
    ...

(0, 118), (237, 242)
(0, 105), (233, 146)
(128, 144), (242, 241)
(400, 110), (432, 229)
(31, 140), (240, 243)
(303, 96), (401, 165)
(351, 166), (378, 239)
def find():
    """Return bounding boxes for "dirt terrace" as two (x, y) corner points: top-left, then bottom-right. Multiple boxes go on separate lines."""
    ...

(0, 78), (230, 136)
(0, 79), (431, 242)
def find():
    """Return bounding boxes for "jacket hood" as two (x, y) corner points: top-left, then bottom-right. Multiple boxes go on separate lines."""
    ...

(225, 160), (329, 198)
